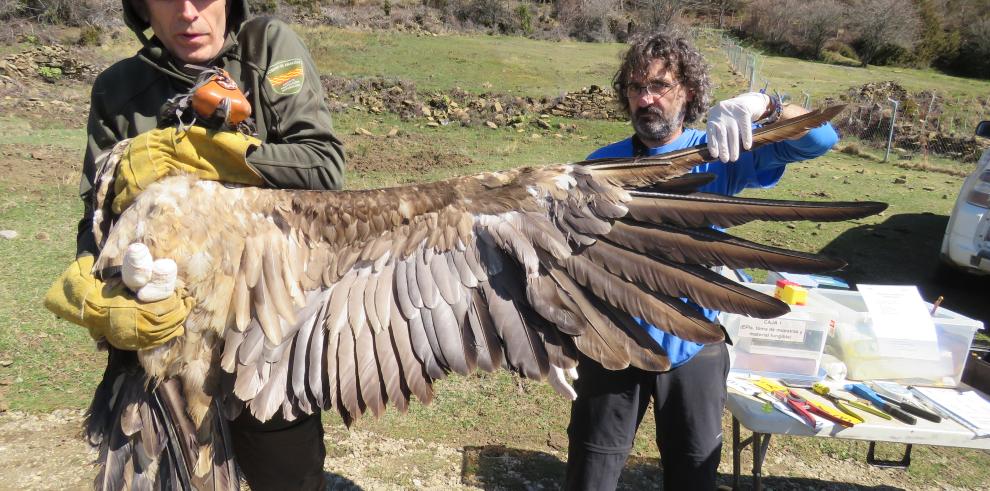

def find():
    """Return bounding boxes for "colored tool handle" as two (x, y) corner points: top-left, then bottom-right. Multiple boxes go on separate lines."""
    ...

(885, 405), (918, 425)
(901, 403), (941, 423)
(847, 384), (917, 425)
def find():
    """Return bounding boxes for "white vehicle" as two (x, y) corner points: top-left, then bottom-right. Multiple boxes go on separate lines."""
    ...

(939, 121), (990, 275)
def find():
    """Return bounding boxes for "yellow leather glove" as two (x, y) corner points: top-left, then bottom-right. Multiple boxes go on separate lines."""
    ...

(43, 255), (192, 350)
(112, 126), (265, 214)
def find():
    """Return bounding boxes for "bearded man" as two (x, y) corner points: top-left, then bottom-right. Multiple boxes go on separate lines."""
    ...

(565, 32), (839, 490)
(45, 1), (344, 489)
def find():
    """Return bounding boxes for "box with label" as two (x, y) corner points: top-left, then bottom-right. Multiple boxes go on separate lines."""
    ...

(817, 289), (983, 387)
(720, 283), (858, 381)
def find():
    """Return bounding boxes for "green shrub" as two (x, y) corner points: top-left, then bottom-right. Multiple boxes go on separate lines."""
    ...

(454, 0), (516, 33)
(22, 33), (41, 45)
(383, 0), (392, 16)
(248, 0), (277, 14)
(77, 25), (102, 46)
(515, 4), (533, 36)
(284, 0), (323, 14)
(37, 65), (62, 83)
(825, 40), (859, 61)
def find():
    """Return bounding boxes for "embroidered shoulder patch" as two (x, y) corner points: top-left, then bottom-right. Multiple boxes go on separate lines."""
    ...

(267, 58), (305, 95)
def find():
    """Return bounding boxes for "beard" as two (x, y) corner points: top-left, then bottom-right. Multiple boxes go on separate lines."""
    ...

(632, 105), (684, 144)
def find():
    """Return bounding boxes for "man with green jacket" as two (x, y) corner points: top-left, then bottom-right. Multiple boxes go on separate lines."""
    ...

(46, 0), (344, 489)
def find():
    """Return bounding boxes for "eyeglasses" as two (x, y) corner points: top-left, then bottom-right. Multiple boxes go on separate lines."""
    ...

(625, 81), (679, 99)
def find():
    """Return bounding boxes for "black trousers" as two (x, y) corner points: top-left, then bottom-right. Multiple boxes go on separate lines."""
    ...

(565, 342), (729, 490)
(229, 410), (326, 491)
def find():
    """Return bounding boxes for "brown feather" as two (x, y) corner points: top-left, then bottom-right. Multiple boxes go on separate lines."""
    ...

(608, 220), (846, 273)
(394, 259), (418, 318)
(626, 191), (888, 229)
(354, 327), (384, 418)
(451, 248), (479, 288)
(466, 289), (504, 372)
(483, 268), (550, 379)
(388, 301), (434, 404)
(545, 265), (631, 370)
(347, 270), (370, 335)
(373, 325), (408, 413)
(335, 327), (360, 425)
(416, 248), (442, 309)
(364, 269), (383, 333)
(252, 271), (283, 345)
(308, 298), (329, 409)
(242, 235), (263, 288)
(585, 239), (789, 318)
(374, 261), (394, 331)
(418, 308), (448, 369)
(430, 251), (462, 305)
(262, 243), (297, 325)
(232, 273), (250, 332)
(562, 253), (724, 344)
(405, 310), (446, 380)
(429, 295), (474, 375)
(526, 273), (588, 335)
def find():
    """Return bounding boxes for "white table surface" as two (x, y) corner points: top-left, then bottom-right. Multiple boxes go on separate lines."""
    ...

(726, 387), (990, 450)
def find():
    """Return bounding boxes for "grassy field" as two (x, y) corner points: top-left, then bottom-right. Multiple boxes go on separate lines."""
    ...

(1, 25), (990, 488)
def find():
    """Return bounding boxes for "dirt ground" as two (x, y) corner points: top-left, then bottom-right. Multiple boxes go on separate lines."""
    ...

(1, 408), (974, 490)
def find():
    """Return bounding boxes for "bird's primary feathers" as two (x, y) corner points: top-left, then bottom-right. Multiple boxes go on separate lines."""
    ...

(84, 105), (885, 489)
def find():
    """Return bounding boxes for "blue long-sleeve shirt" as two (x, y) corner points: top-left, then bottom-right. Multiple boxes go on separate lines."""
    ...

(587, 123), (839, 367)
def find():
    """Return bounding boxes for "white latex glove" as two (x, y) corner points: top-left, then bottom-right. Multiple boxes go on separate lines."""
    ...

(122, 243), (178, 303)
(706, 92), (772, 163)
(548, 364), (579, 400)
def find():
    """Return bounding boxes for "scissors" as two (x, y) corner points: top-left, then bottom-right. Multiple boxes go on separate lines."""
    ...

(753, 378), (819, 428)
(786, 388), (861, 427)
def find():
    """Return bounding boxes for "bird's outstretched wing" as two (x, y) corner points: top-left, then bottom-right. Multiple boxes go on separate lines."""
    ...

(89, 105), (884, 486)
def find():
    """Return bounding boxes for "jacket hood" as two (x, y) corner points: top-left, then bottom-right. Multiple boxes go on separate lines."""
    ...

(122, 0), (250, 49)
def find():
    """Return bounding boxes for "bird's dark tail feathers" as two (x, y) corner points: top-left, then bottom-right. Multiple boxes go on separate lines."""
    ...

(85, 347), (240, 490)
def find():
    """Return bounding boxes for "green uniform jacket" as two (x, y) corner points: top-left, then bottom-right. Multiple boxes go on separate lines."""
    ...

(78, 0), (345, 255)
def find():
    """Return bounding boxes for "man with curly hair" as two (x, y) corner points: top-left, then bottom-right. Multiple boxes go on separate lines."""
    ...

(565, 31), (839, 490)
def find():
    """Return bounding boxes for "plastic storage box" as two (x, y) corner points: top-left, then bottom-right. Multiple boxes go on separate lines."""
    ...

(720, 283), (859, 381)
(816, 289), (983, 387)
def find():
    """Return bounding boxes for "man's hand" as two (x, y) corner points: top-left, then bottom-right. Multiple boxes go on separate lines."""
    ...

(705, 92), (773, 163)
(43, 255), (192, 351)
(113, 126), (265, 214)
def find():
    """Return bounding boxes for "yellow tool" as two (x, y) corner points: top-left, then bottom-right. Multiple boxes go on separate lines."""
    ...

(753, 377), (787, 393)
(756, 378), (860, 427)
(791, 388), (861, 427)
(812, 382), (893, 421)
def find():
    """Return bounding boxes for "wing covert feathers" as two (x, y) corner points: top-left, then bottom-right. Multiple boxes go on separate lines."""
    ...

(93, 105), (883, 473)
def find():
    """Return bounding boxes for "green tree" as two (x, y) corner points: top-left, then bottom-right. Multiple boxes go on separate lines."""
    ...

(911, 0), (959, 67)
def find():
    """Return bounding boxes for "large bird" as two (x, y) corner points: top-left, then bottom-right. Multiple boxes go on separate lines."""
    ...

(82, 105), (885, 489)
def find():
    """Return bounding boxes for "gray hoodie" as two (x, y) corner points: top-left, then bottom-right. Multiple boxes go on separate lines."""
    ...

(78, 0), (345, 255)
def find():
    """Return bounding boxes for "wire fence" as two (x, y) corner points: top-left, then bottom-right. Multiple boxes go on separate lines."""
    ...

(717, 35), (990, 164)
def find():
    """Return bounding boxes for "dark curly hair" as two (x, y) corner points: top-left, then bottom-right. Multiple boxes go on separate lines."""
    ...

(613, 31), (712, 124)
